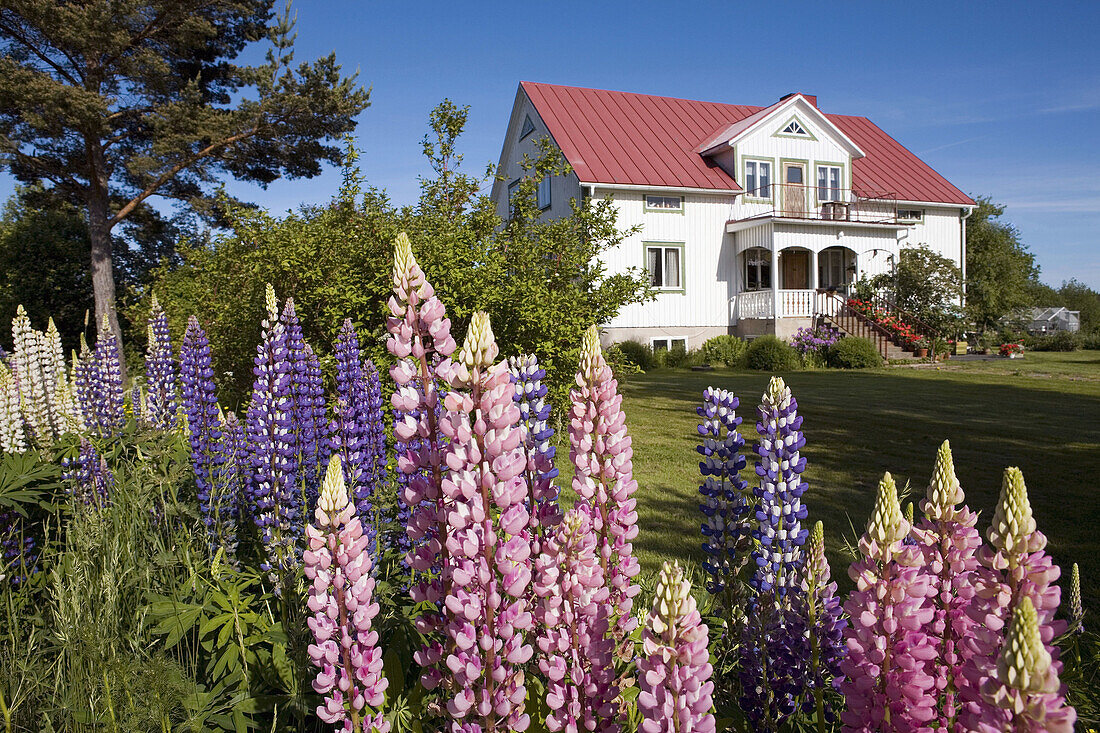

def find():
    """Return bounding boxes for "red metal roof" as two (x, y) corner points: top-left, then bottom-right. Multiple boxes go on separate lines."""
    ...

(520, 82), (975, 206)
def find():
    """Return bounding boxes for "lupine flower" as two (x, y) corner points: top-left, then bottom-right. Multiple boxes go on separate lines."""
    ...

(509, 354), (561, 555)
(1066, 563), (1083, 635)
(0, 363), (26, 453)
(569, 325), (641, 649)
(10, 306), (49, 440)
(282, 299), (325, 510)
(800, 521), (846, 727)
(0, 508), (36, 585)
(180, 317), (232, 555)
(789, 324), (842, 357)
(92, 314), (125, 436)
(839, 472), (938, 732)
(305, 455), (390, 733)
(386, 233), (457, 691)
(61, 438), (114, 506)
(145, 294), (178, 431)
(749, 376), (809, 597)
(738, 588), (809, 729)
(980, 596), (1075, 732)
(214, 409), (250, 562)
(911, 440), (981, 728)
(246, 285), (300, 574)
(959, 467), (1068, 732)
(439, 312), (534, 731)
(533, 505), (617, 732)
(638, 561), (716, 733)
(73, 337), (96, 430)
(696, 386), (751, 609)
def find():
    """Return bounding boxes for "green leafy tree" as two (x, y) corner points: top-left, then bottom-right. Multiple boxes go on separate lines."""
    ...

(1055, 279), (1100, 334)
(965, 197), (1040, 332)
(0, 0), (370, 357)
(872, 245), (963, 332)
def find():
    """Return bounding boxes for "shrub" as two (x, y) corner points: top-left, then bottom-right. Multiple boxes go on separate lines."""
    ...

(603, 344), (643, 378)
(665, 342), (688, 368)
(1028, 331), (1082, 352)
(826, 337), (883, 369)
(700, 335), (747, 367)
(1081, 331), (1100, 350)
(744, 336), (799, 371)
(616, 340), (655, 371)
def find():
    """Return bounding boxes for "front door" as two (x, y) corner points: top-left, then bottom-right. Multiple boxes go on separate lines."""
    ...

(782, 162), (806, 216)
(782, 250), (809, 289)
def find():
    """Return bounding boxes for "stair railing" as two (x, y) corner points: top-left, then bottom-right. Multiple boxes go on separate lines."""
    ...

(821, 292), (894, 361)
(868, 294), (941, 360)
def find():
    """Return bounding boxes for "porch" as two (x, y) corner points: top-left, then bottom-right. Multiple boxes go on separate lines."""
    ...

(734, 288), (845, 320)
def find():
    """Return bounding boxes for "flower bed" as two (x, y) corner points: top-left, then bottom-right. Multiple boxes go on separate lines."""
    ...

(1000, 342), (1025, 358)
(846, 298), (921, 347)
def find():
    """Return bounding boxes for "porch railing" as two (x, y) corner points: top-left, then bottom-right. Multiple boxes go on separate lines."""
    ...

(730, 184), (901, 225)
(735, 289), (841, 319)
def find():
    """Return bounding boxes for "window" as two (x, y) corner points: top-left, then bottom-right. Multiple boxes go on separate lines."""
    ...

(520, 114), (536, 139)
(744, 248), (772, 291)
(744, 160), (771, 198)
(537, 176), (551, 210)
(817, 165), (842, 202)
(645, 194), (683, 211)
(507, 179), (520, 212)
(652, 338), (686, 352)
(646, 244), (683, 290)
(897, 208), (924, 222)
(781, 119), (809, 136)
(818, 247), (849, 289)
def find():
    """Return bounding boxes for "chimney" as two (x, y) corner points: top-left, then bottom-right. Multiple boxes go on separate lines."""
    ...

(780, 92), (817, 108)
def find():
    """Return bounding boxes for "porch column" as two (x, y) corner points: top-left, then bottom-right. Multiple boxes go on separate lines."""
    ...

(772, 245), (781, 319)
(810, 248), (819, 290)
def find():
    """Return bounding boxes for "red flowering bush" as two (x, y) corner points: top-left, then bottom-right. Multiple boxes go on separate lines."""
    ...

(1000, 342), (1024, 356)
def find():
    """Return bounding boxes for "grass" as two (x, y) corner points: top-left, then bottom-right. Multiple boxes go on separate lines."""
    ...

(582, 351), (1100, 612)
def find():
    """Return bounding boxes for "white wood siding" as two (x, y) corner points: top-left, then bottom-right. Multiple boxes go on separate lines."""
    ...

(898, 206), (964, 266)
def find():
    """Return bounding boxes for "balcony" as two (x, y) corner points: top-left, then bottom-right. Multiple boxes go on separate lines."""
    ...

(728, 184), (908, 227)
(734, 289), (847, 320)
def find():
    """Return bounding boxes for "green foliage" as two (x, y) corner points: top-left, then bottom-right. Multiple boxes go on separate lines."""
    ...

(701, 335), (747, 367)
(144, 108), (650, 409)
(965, 197), (1042, 332)
(615, 340), (656, 372)
(826, 337), (883, 369)
(871, 245), (963, 333)
(1026, 330), (1082, 352)
(602, 344), (644, 379)
(743, 335), (800, 371)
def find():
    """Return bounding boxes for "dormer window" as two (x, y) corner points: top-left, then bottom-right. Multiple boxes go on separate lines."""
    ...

(783, 120), (807, 135)
(520, 114), (536, 139)
(775, 117), (814, 139)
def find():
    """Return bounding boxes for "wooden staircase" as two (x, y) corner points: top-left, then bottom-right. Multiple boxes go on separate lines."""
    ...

(818, 292), (930, 362)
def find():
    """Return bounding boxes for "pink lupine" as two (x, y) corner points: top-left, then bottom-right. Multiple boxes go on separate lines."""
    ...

(958, 467), (1069, 732)
(533, 505), (617, 733)
(304, 455), (389, 733)
(981, 596), (1075, 732)
(839, 472), (938, 732)
(911, 441), (982, 728)
(438, 312), (534, 732)
(569, 325), (641, 649)
(386, 232), (458, 690)
(637, 561), (715, 733)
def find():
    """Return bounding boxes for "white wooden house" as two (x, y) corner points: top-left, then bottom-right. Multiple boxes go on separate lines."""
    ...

(491, 82), (976, 349)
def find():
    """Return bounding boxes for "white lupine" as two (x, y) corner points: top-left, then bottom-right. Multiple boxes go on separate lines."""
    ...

(0, 363), (27, 453)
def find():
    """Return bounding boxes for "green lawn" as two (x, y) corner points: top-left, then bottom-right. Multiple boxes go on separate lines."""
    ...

(594, 351), (1100, 611)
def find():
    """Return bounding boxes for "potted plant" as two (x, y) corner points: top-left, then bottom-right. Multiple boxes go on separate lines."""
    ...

(999, 342), (1024, 359)
(978, 334), (994, 355)
(913, 338), (929, 358)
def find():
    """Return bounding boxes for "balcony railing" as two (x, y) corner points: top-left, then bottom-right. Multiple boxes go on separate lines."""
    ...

(730, 184), (903, 225)
(734, 289), (848, 320)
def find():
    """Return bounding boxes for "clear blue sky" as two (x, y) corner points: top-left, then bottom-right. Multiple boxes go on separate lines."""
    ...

(4, 0), (1098, 287)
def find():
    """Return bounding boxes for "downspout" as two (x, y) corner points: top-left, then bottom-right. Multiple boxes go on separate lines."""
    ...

(960, 206), (973, 310)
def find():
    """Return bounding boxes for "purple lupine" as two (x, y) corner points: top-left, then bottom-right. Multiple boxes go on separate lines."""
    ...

(305, 455), (390, 732)
(911, 440), (982, 728)
(958, 467), (1069, 732)
(73, 336), (96, 431)
(387, 233), (457, 692)
(215, 410), (250, 562)
(696, 386), (751, 609)
(569, 325), (641, 654)
(800, 521), (846, 728)
(61, 438), (114, 506)
(281, 299), (321, 510)
(508, 354), (561, 556)
(533, 504), (617, 732)
(91, 314), (125, 436)
(0, 509), (37, 585)
(246, 286), (300, 574)
(838, 472), (938, 732)
(638, 561), (716, 733)
(144, 294), (178, 431)
(789, 324), (842, 356)
(438, 312), (534, 730)
(302, 343), (330, 511)
(180, 317), (230, 555)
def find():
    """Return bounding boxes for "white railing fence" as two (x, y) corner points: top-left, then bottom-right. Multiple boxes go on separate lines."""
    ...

(734, 289), (848, 320)
(737, 290), (773, 320)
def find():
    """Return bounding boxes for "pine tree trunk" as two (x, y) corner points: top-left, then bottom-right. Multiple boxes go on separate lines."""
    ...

(85, 144), (127, 383)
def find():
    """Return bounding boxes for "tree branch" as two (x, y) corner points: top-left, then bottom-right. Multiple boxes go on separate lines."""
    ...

(0, 17), (81, 86)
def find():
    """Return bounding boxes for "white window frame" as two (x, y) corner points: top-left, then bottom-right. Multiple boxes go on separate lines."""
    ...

(816, 165), (842, 202)
(744, 159), (772, 200)
(651, 338), (686, 352)
(645, 242), (684, 292)
(743, 247), (772, 291)
(897, 208), (924, 223)
(645, 194), (683, 212)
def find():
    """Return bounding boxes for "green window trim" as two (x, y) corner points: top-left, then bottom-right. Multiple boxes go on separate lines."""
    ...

(643, 240), (686, 294)
(643, 193), (685, 214)
(814, 161), (847, 207)
(772, 114), (819, 141)
(741, 156), (775, 203)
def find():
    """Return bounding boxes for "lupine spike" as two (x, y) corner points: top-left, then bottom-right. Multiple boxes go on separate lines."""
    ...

(0, 508), (36, 584)
(0, 364), (27, 453)
(305, 455), (390, 732)
(988, 467), (1037, 558)
(638, 561), (716, 733)
(569, 324), (642, 653)
(144, 293), (178, 431)
(509, 354), (561, 559)
(1068, 563), (1083, 635)
(801, 520), (846, 728)
(61, 438), (114, 506)
(91, 313), (125, 437)
(839, 472), (938, 731)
